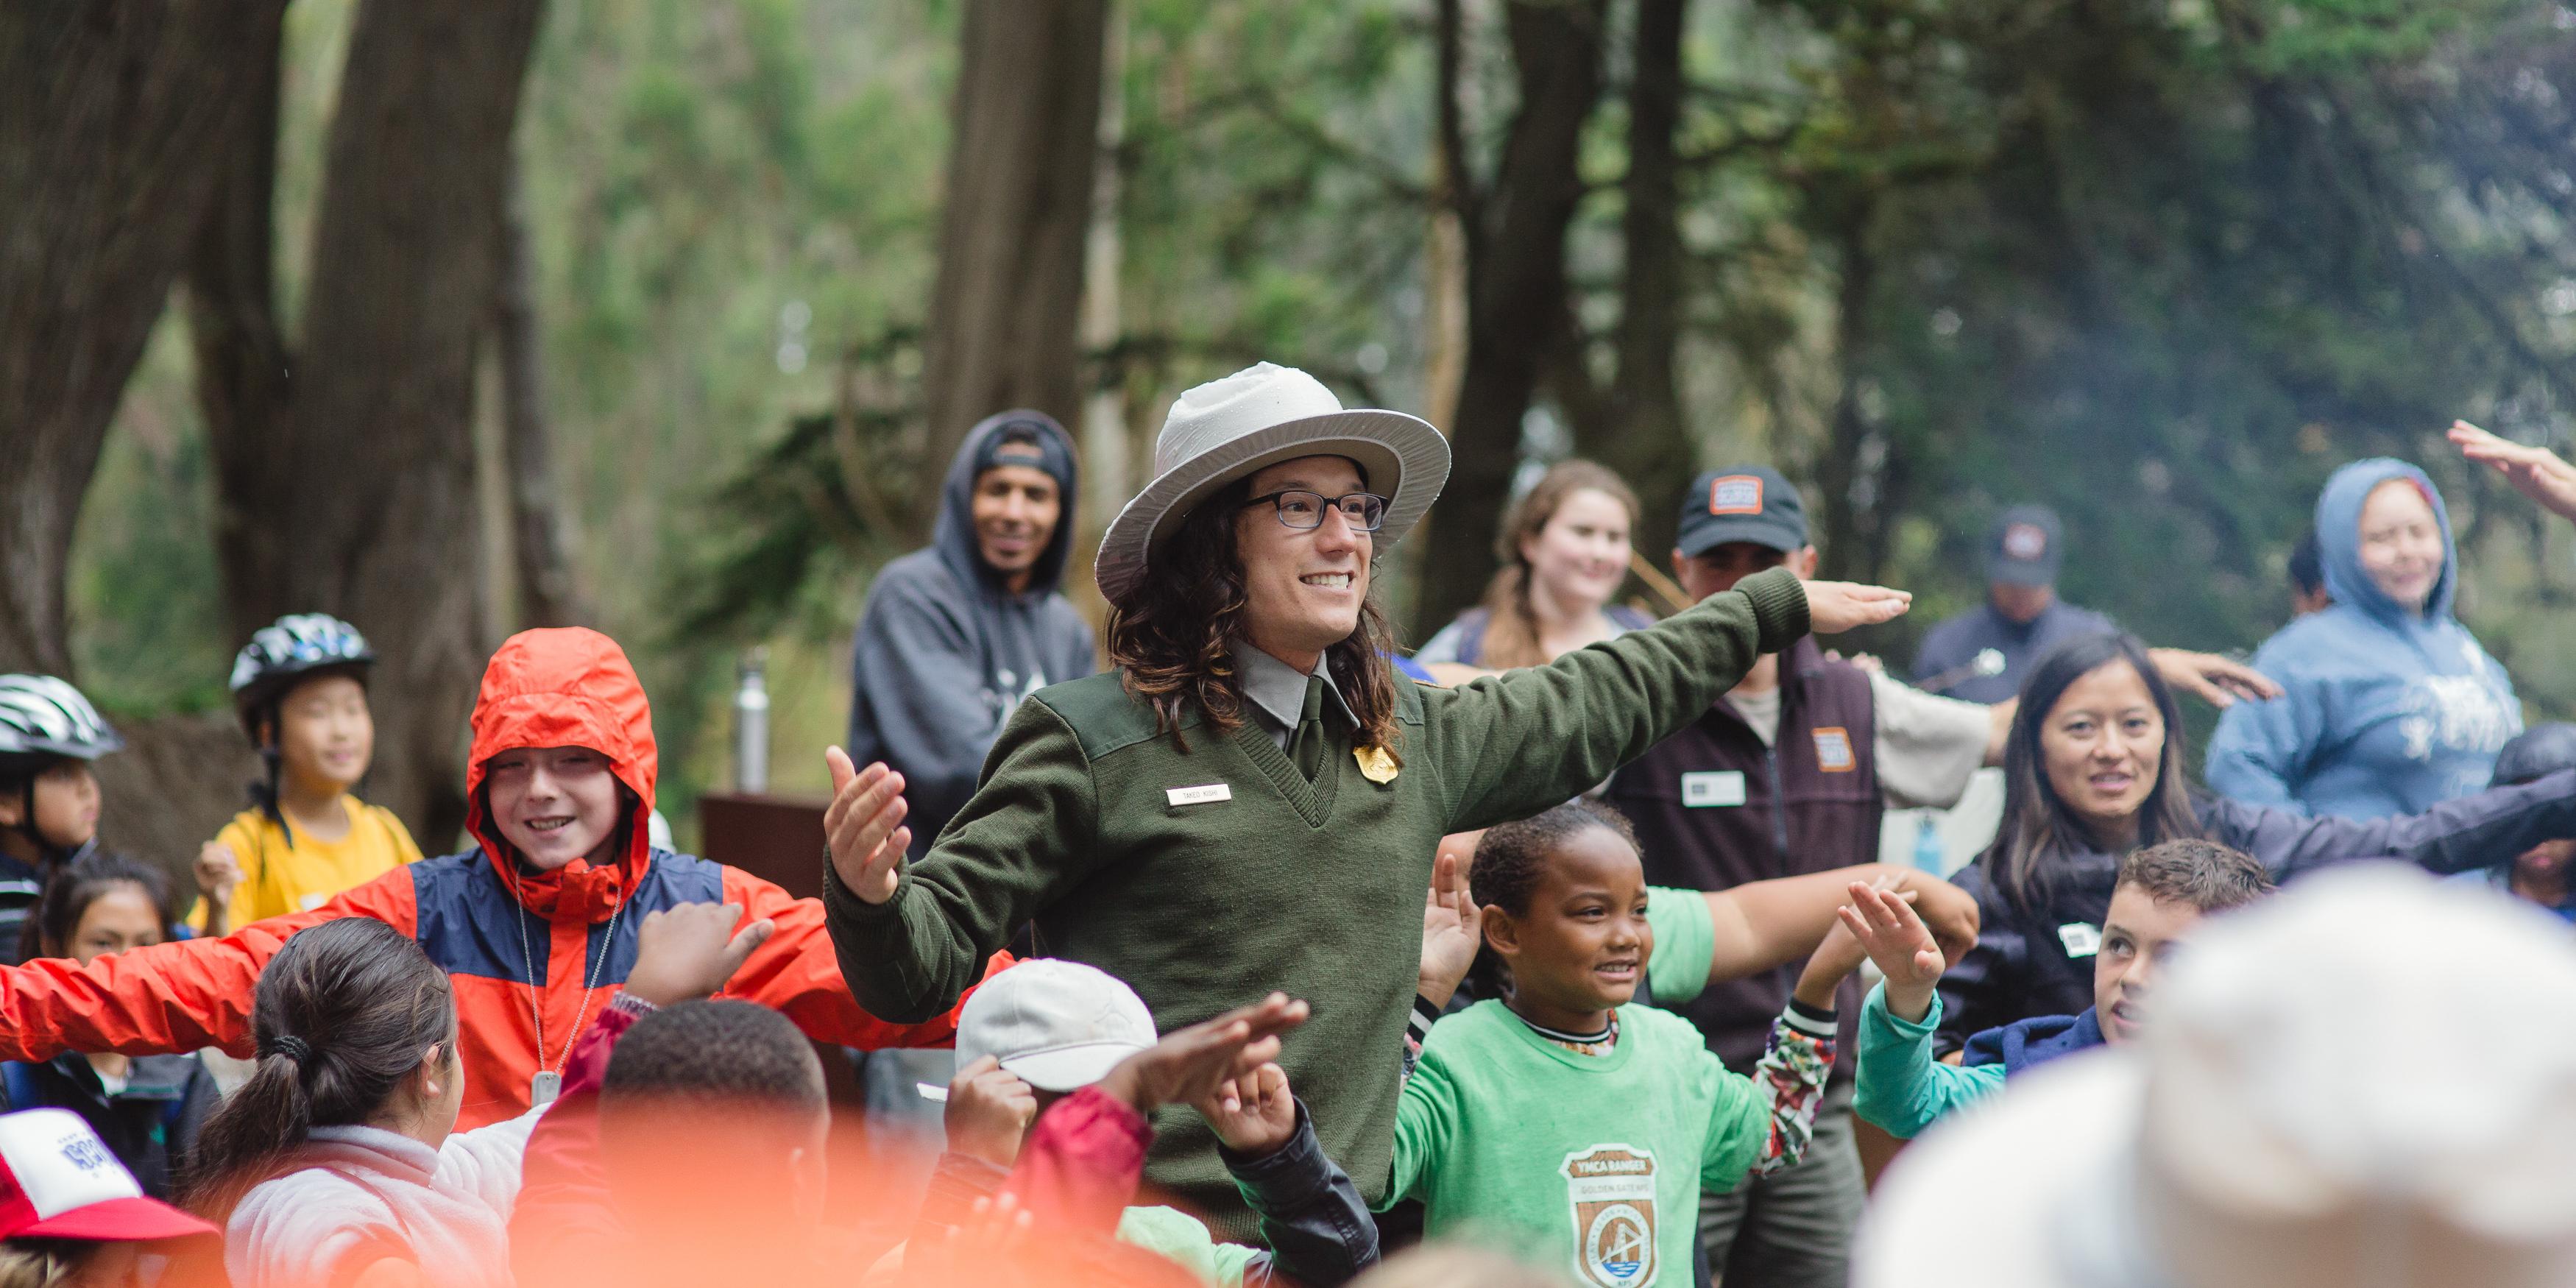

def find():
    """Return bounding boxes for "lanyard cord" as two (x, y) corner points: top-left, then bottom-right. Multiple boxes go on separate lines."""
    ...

(508, 860), (628, 1076)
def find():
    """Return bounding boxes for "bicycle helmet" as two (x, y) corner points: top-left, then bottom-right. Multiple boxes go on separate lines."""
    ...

(229, 614), (375, 741)
(0, 675), (118, 870)
(0, 675), (121, 777)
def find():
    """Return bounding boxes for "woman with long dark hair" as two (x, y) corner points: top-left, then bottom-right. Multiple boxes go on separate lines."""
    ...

(189, 919), (537, 1288)
(1936, 631), (2576, 1050)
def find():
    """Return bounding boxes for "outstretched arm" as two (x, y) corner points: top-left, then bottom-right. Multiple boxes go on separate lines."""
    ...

(2452, 420), (2576, 523)
(0, 870), (409, 1062)
(1696, 866), (1978, 994)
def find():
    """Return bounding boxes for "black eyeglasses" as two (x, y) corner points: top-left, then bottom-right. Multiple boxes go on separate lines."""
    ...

(1241, 489), (1390, 532)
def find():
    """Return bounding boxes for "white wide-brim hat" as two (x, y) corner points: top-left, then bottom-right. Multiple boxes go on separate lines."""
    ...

(1094, 361), (1450, 602)
(1858, 866), (2576, 1288)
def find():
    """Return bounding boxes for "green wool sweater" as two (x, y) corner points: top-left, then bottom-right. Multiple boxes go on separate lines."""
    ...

(824, 565), (1810, 1236)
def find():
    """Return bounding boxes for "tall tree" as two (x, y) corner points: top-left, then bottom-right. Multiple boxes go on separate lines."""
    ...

(0, 1), (288, 674)
(190, 0), (548, 846)
(916, 0), (1110, 531)
(1415, 0), (1613, 634)
(493, 155), (591, 631)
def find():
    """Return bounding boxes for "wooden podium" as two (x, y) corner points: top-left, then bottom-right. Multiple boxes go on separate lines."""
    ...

(696, 790), (832, 899)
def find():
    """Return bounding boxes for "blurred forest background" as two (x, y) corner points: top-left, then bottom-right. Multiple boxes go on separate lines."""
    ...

(8, 0), (2576, 863)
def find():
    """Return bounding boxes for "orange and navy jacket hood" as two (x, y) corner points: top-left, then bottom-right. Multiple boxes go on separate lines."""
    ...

(462, 629), (659, 924)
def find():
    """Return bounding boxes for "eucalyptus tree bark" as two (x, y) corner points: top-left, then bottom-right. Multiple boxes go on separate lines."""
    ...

(1414, 0), (1611, 635)
(0, 0), (288, 674)
(918, 0), (1109, 536)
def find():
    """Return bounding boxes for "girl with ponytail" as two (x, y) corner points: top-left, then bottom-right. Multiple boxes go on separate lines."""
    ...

(189, 918), (537, 1288)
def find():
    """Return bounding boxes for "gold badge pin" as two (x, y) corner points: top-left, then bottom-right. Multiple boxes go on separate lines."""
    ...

(1354, 744), (1401, 785)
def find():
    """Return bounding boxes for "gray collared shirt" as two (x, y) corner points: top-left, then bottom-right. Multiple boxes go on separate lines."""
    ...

(1229, 642), (1358, 750)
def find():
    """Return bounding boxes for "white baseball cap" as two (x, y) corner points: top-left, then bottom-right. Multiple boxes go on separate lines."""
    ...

(1858, 865), (2576, 1288)
(0, 1109), (216, 1242)
(955, 960), (1158, 1092)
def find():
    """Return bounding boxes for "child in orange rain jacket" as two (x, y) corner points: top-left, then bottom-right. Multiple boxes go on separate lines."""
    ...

(0, 628), (1008, 1128)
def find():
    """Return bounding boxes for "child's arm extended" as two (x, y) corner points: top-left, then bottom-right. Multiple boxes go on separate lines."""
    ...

(1198, 1064), (1380, 1287)
(1646, 868), (1978, 1005)
(1839, 881), (2002, 1136)
(1734, 924), (1857, 1178)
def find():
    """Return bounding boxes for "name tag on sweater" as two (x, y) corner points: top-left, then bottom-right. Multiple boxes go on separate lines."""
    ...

(1167, 782), (1232, 807)
(2058, 923), (2101, 958)
(1680, 771), (1746, 807)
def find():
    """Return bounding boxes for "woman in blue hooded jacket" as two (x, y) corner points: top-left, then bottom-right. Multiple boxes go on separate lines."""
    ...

(2204, 459), (2523, 819)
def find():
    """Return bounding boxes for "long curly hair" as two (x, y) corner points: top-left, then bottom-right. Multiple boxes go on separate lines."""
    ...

(1103, 475), (1402, 753)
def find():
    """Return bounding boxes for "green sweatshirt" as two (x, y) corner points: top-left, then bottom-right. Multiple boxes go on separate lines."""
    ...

(1853, 983), (2006, 1139)
(1387, 1001), (1768, 1288)
(824, 566), (1810, 1235)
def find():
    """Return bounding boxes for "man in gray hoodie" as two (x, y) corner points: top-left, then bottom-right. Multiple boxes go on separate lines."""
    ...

(845, 410), (1096, 1139)
(847, 410), (1097, 858)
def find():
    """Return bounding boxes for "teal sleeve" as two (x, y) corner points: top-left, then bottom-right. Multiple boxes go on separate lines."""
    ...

(1853, 982), (2007, 1139)
(1379, 1047), (1458, 1211)
(1420, 568), (1808, 833)
(1646, 887), (1716, 1005)
(1697, 1050), (1768, 1187)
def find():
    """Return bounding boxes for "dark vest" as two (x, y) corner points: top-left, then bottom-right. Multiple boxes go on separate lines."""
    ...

(1606, 637), (1882, 1074)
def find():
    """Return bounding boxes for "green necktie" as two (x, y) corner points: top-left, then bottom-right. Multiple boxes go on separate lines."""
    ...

(1290, 674), (1328, 781)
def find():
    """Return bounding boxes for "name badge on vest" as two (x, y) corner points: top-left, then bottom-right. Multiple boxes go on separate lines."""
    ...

(1680, 771), (1747, 808)
(1167, 782), (1231, 807)
(2058, 923), (2102, 958)
(1812, 726), (1856, 773)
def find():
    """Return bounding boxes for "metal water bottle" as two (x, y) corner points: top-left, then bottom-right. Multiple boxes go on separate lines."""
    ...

(735, 648), (770, 794)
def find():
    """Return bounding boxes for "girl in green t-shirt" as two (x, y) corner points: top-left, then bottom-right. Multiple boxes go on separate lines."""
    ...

(1383, 801), (1854, 1288)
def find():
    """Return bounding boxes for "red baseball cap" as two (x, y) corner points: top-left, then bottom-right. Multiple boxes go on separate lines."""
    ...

(0, 1110), (216, 1242)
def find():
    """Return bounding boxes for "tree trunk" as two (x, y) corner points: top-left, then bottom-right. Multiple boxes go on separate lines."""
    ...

(270, 0), (546, 848)
(187, 15), (296, 647)
(1413, 0), (1610, 636)
(1813, 202), (1880, 584)
(494, 155), (590, 631)
(1598, 0), (1693, 561)
(0, 1), (288, 673)
(917, 0), (1109, 534)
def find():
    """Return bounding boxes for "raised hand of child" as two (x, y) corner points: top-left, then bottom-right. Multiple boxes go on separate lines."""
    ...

(1836, 882), (1945, 1024)
(944, 1054), (1038, 1167)
(194, 841), (241, 935)
(1418, 849), (1484, 1008)
(625, 901), (776, 1007)
(1193, 1062), (1298, 1160)
(1886, 869), (1981, 967)
(1096, 994), (1309, 1116)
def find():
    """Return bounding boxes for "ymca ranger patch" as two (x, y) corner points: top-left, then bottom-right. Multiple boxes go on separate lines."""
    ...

(1561, 1144), (1659, 1287)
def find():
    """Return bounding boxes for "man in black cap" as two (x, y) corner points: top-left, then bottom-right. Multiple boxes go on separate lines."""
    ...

(1606, 466), (1995, 1288)
(1605, 470), (2276, 1287)
(1909, 503), (2116, 704)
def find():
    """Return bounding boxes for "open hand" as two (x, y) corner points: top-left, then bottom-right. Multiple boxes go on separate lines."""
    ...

(1194, 1062), (1298, 1159)
(944, 1055), (1038, 1167)
(1096, 994), (1309, 1116)
(1418, 849), (1484, 1008)
(1803, 581), (1912, 634)
(825, 746), (910, 905)
(2146, 648), (2280, 710)
(1886, 870), (1980, 966)
(625, 902), (775, 1006)
(2452, 420), (2576, 523)
(1837, 882), (1947, 1023)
